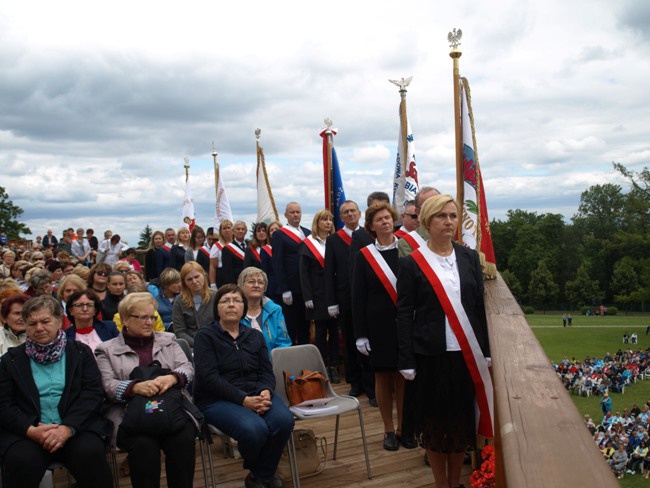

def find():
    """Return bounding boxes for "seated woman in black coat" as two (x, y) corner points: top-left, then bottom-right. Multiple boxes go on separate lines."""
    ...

(0, 295), (113, 488)
(65, 289), (119, 352)
(194, 284), (294, 488)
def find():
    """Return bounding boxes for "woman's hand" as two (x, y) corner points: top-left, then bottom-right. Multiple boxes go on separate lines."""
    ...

(26, 423), (57, 445)
(131, 380), (161, 397)
(40, 425), (74, 453)
(151, 374), (178, 394)
(243, 394), (272, 415)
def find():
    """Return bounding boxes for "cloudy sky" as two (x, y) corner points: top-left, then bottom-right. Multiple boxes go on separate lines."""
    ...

(1, 0), (649, 245)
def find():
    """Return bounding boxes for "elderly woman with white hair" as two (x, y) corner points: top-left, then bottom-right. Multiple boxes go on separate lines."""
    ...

(237, 266), (291, 354)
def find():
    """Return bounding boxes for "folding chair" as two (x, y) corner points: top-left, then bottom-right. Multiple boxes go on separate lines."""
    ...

(271, 344), (372, 488)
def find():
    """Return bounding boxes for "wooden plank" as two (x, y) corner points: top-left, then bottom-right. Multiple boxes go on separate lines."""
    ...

(485, 274), (618, 487)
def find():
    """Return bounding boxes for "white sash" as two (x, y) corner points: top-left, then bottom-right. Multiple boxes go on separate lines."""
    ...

(225, 242), (245, 260)
(361, 244), (397, 303)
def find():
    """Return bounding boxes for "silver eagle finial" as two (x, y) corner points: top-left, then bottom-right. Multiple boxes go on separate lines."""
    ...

(448, 28), (462, 49)
(388, 76), (413, 91)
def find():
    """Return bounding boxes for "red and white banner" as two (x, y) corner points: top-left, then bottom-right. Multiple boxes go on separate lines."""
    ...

(303, 235), (325, 268)
(360, 244), (397, 304)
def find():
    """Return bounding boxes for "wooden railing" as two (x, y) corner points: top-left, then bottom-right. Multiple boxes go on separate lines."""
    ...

(485, 274), (619, 487)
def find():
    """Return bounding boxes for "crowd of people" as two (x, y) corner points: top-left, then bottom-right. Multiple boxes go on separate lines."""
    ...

(556, 351), (650, 480)
(0, 187), (492, 488)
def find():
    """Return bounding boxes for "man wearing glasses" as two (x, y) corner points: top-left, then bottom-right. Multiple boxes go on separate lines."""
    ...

(394, 200), (420, 239)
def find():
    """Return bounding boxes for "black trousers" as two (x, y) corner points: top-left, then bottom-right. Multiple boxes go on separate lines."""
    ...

(281, 293), (311, 345)
(339, 307), (374, 397)
(1, 432), (112, 488)
(117, 421), (196, 488)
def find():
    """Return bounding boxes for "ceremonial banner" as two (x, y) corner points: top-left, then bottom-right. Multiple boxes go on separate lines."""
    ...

(181, 178), (195, 232)
(214, 162), (233, 230)
(392, 96), (419, 213)
(256, 140), (279, 223)
(459, 78), (497, 279)
(320, 126), (347, 230)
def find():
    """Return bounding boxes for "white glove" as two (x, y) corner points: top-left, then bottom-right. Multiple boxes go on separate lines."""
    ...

(210, 283), (218, 290)
(282, 291), (293, 306)
(486, 357), (492, 368)
(356, 337), (371, 356)
(328, 305), (340, 318)
(400, 369), (416, 381)
(305, 300), (314, 309)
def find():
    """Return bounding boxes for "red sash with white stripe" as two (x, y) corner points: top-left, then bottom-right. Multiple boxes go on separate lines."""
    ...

(248, 245), (261, 263)
(394, 228), (408, 239)
(360, 244), (397, 304)
(214, 242), (224, 251)
(161, 243), (171, 254)
(411, 247), (494, 437)
(261, 245), (272, 257)
(279, 226), (304, 244)
(303, 236), (325, 268)
(336, 228), (352, 246)
(224, 243), (245, 261)
(199, 246), (211, 259)
(401, 230), (426, 251)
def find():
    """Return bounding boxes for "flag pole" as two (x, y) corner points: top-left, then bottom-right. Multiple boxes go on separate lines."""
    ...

(184, 155), (190, 182)
(212, 141), (219, 209)
(323, 118), (334, 213)
(449, 28), (464, 244)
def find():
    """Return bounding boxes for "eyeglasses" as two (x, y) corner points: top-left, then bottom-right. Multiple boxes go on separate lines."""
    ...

(130, 314), (156, 322)
(244, 280), (265, 286)
(403, 213), (419, 219)
(218, 298), (244, 305)
(96, 271), (109, 277)
(72, 303), (95, 309)
(32, 257), (44, 261)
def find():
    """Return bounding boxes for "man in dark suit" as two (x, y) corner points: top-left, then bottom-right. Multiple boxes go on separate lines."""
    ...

(272, 202), (311, 344)
(325, 200), (375, 403)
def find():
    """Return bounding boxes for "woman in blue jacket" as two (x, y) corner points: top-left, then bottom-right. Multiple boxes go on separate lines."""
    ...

(237, 267), (291, 355)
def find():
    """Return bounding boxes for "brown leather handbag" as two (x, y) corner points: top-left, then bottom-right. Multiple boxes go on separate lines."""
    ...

(283, 369), (329, 406)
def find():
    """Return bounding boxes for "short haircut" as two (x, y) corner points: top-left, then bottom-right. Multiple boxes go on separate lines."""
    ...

(414, 186), (441, 209)
(1, 294), (29, 320)
(88, 263), (112, 286)
(21, 295), (63, 323)
(418, 194), (458, 230)
(213, 284), (247, 321)
(66, 289), (102, 324)
(118, 292), (157, 323)
(364, 202), (398, 235)
(366, 191), (390, 207)
(159, 267), (181, 291)
(56, 274), (88, 300)
(28, 269), (51, 289)
(237, 266), (268, 292)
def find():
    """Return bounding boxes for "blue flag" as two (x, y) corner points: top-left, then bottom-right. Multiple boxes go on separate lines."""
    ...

(331, 146), (347, 230)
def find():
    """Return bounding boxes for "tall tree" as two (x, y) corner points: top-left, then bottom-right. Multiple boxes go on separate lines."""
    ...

(611, 257), (639, 315)
(138, 225), (153, 249)
(528, 260), (559, 314)
(565, 263), (602, 310)
(0, 187), (31, 239)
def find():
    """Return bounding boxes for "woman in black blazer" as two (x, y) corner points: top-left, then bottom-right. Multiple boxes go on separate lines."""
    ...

(299, 210), (339, 382)
(396, 194), (490, 488)
(352, 202), (407, 452)
(184, 226), (211, 276)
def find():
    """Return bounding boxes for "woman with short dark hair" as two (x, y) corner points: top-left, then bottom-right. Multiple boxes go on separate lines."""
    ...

(0, 295), (113, 488)
(65, 289), (119, 352)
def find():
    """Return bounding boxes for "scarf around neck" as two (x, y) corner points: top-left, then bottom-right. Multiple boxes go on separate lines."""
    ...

(25, 328), (67, 364)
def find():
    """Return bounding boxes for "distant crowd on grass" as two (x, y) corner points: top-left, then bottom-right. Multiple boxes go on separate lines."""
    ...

(554, 348), (649, 397)
(554, 349), (650, 479)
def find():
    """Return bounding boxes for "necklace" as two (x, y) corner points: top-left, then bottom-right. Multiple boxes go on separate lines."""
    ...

(91, 286), (106, 293)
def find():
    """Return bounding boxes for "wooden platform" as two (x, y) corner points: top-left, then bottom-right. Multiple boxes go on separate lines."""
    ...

(55, 381), (473, 487)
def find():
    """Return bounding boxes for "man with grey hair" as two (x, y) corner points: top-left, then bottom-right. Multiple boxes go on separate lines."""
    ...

(395, 200), (420, 239)
(397, 186), (440, 258)
(71, 227), (91, 266)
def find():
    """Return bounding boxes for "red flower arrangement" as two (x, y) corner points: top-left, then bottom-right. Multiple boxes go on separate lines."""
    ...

(470, 445), (496, 488)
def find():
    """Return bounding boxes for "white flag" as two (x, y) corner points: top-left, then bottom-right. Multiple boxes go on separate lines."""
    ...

(181, 178), (195, 232)
(214, 163), (233, 229)
(392, 100), (419, 212)
(256, 144), (279, 223)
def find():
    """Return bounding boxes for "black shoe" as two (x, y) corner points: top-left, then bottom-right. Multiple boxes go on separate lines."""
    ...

(348, 385), (363, 397)
(266, 474), (285, 488)
(329, 367), (341, 384)
(383, 431), (399, 451)
(245, 473), (267, 488)
(396, 433), (418, 449)
(368, 397), (378, 407)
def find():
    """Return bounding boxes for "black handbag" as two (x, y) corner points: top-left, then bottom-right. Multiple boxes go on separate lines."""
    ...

(118, 361), (188, 436)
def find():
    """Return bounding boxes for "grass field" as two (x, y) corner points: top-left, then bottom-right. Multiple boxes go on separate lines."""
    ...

(530, 314), (650, 487)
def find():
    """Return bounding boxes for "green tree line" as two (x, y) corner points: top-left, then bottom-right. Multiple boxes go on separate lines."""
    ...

(492, 163), (650, 312)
